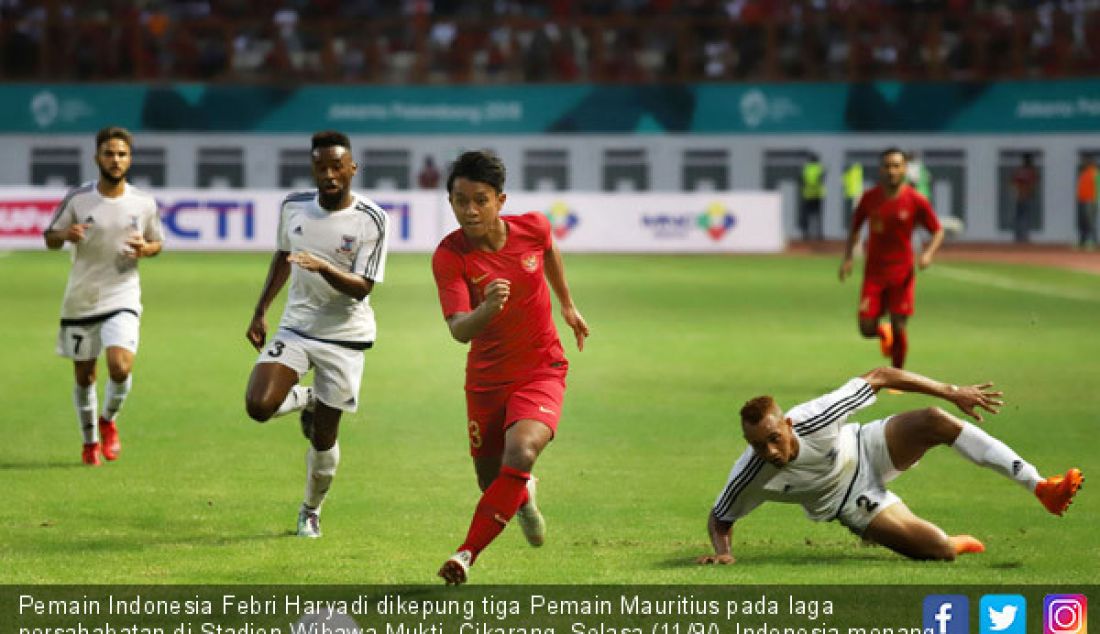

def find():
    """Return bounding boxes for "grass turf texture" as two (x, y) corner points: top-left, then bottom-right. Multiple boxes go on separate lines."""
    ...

(1, 251), (1095, 584)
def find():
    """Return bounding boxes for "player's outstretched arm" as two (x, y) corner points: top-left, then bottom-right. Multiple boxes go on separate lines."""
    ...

(860, 366), (1004, 422)
(696, 511), (735, 565)
(445, 279), (510, 343)
(544, 239), (589, 351)
(246, 250), (291, 351)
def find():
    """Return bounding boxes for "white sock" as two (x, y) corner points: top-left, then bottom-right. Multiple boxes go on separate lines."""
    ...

(73, 383), (98, 444)
(275, 385), (313, 417)
(953, 422), (1043, 491)
(304, 442), (340, 512)
(102, 375), (132, 423)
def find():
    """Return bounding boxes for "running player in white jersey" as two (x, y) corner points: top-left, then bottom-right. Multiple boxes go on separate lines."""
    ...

(244, 130), (389, 538)
(43, 126), (164, 466)
(698, 366), (1083, 564)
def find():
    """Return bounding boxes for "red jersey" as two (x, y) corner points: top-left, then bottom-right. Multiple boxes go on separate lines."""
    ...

(853, 184), (941, 278)
(432, 212), (566, 391)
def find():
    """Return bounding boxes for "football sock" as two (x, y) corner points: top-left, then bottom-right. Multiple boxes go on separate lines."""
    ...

(275, 385), (312, 417)
(73, 382), (98, 444)
(304, 442), (340, 512)
(459, 465), (530, 563)
(952, 422), (1042, 491)
(102, 375), (132, 423)
(891, 328), (908, 368)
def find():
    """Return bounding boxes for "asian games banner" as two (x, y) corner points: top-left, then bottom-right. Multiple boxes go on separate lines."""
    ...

(0, 188), (783, 253)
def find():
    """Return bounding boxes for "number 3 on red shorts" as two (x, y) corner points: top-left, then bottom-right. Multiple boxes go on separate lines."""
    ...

(467, 420), (483, 449)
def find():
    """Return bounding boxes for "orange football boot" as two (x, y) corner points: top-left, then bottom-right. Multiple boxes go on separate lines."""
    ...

(1035, 468), (1083, 516)
(877, 322), (894, 358)
(949, 534), (986, 555)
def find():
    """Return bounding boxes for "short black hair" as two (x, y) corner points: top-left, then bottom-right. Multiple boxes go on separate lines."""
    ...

(95, 126), (133, 150)
(880, 146), (906, 162)
(311, 130), (351, 153)
(740, 396), (777, 426)
(446, 150), (506, 193)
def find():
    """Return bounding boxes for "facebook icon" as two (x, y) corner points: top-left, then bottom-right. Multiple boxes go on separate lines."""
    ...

(924, 595), (970, 634)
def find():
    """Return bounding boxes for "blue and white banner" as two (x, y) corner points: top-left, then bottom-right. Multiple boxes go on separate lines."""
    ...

(0, 188), (783, 253)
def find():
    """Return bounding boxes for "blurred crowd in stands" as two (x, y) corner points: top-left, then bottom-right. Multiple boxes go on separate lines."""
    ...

(2, 0), (1099, 83)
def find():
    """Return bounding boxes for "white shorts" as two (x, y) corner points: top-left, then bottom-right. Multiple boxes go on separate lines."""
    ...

(835, 418), (904, 534)
(56, 310), (140, 361)
(255, 328), (365, 413)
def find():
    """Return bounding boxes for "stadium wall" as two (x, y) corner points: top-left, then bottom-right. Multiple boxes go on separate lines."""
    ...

(3, 133), (1098, 244)
(2, 80), (1098, 244)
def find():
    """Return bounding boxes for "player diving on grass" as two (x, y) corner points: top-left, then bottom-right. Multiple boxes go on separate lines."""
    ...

(698, 366), (1083, 564)
(244, 131), (389, 538)
(431, 151), (590, 584)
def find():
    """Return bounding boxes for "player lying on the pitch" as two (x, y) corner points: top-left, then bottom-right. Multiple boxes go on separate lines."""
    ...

(699, 366), (1083, 564)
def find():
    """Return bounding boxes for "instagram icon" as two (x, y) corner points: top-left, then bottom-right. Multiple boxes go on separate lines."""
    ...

(1045, 595), (1088, 634)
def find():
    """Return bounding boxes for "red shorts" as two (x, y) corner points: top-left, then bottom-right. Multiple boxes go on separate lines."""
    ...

(859, 270), (915, 319)
(465, 373), (566, 458)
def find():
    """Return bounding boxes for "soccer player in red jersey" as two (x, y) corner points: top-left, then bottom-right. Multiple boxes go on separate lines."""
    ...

(840, 148), (944, 369)
(431, 151), (590, 585)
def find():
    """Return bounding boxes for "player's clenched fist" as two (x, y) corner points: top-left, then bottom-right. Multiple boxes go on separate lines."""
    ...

(65, 223), (89, 243)
(246, 314), (267, 351)
(482, 279), (511, 312)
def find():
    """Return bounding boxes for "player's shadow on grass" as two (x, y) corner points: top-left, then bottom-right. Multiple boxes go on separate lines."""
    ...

(654, 547), (890, 570)
(0, 461), (87, 471)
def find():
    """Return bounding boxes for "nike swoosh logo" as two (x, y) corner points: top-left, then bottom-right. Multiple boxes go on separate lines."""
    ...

(471, 273), (488, 284)
(539, 406), (555, 415)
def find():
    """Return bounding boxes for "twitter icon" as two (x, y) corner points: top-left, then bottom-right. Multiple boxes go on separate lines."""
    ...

(981, 595), (1027, 634)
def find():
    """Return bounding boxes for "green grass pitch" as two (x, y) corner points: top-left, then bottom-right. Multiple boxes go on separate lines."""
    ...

(1, 250), (1096, 584)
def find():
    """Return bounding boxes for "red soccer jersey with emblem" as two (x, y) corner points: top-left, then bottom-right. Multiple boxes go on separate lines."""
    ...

(853, 184), (941, 278)
(432, 212), (566, 391)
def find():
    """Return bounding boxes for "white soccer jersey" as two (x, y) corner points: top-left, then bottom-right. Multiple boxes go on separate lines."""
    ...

(276, 191), (389, 346)
(712, 378), (878, 524)
(45, 181), (163, 320)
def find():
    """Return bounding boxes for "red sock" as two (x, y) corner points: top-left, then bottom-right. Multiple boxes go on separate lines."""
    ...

(891, 328), (908, 368)
(459, 465), (530, 562)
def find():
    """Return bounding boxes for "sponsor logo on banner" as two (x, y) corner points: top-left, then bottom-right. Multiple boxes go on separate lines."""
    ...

(29, 90), (95, 129)
(642, 203), (736, 241)
(0, 199), (59, 237)
(376, 202), (411, 241)
(696, 202), (736, 240)
(545, 201), (579, 239)
(161, 199), (255, 241)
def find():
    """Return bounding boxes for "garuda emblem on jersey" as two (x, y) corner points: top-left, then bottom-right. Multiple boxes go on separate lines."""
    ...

(337, 234), (355, 254)
(521, 253), (538, 272)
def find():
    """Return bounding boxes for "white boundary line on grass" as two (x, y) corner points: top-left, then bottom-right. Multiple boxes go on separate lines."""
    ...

(933, 265), (1100, 303)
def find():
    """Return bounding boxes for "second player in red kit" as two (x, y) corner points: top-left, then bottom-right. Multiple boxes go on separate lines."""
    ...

(432, 151), (589, 584)
(840, 147), (944, 369)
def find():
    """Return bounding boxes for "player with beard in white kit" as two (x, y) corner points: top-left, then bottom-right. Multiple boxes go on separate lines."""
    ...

(44, 126), (163, 466)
